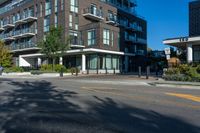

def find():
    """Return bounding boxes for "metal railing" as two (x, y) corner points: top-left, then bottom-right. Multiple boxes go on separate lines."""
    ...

(11, 42), (37, 50)
(13, 28), (35, 36)
(83, 8), (104, 18)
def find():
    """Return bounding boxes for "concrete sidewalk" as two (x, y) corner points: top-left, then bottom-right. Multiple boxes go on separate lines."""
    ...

(150, 80), (200, 89)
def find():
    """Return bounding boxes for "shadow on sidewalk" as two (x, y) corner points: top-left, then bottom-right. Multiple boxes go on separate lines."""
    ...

(0, 80), (199, 133)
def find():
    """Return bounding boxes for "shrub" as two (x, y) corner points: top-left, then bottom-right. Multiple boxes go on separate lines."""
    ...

(70, 67), (80, 75)
(185, 67), (198, 77)
(178, 64), (190, 74)
(40, 64), (53, 72)
(40, 64), (67, 73)
(196, 65), (200, 74)
(54, 64), (66, 72)
(31, 70), (43, 75)
(4, 66), (24, 73)
(165, 68), (180, 75)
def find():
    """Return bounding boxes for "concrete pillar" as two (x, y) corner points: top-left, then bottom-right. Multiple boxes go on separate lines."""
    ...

(82, 54), (86, 72)
(59, 57), (63, 65)
(125, 56), (129, 72)
(187, 44), (193, 63)
(38, 57), (42, 67)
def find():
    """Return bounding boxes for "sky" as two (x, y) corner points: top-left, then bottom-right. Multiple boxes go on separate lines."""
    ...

(136, 0), (190, 50)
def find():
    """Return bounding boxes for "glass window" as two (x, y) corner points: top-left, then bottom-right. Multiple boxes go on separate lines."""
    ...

(44, 16), (50, 32)
(69, 14), (73, 29)
(40, 3), (43, 17)
(55, 14), (58, 27)
(103, 29), (110, 45)
(61, 0), (64, 10)
(111, 31), (114, 46)
(55, 0), (58, 12)
(70, 0), (78, 13)
(69, 31), (78, 45)
(106, 55), (112, 69)
(88, 29), (96, 46)
(89, 55), (97, 69)
(45, 0), (52, 16)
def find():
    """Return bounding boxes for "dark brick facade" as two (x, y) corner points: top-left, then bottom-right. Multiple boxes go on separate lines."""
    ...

(0, 0), (147, 54)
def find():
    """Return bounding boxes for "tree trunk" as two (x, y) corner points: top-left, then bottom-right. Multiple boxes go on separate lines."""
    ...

(52, 58), (56, 71)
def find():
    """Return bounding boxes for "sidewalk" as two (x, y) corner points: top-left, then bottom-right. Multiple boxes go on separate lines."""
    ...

(150, 80), (200, 89)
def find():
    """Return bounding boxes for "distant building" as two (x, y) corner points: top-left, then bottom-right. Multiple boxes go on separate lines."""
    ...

(150, 50), (165, 58)
(163, 0), (200, 63)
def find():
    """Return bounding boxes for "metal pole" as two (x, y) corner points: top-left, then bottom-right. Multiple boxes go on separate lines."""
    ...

(76, 67), (78, 76)
(146, 66), (150, 79)
(138, 66), (141, 78)
(60, 67), (64, 77)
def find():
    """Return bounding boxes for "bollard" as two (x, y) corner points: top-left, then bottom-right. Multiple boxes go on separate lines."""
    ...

(105, 67), (108, 74)
(146, 66), (150, 79)
(75, 67), (78, 76)
(87, 69), (89, 74)
(138, 66), (141, 78)
(113, 68), (116, 74)
(96, 67), (99, 74)
(60, 67), (64, 77)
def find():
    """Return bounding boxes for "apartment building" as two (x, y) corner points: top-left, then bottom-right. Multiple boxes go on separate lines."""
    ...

(163, 0), (200, 63)
(0, 0), (147, 73)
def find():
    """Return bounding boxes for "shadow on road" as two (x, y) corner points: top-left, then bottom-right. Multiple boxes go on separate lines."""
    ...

(0, 80), (199, 133)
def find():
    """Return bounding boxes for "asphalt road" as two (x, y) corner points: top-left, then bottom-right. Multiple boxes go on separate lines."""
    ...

(0, 75), (200, 133)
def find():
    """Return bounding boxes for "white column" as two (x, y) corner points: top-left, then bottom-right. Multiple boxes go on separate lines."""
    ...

(82, 54), (86, 72)
(187, 44), (193, 63)
(59, 57), (63, 65)
(125, 56), (129, 72)
(38, 57), (42, 67)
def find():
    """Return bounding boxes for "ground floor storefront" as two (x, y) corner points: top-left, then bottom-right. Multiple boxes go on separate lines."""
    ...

(163, 36), (200, 63)
(13, 48), (142, 73)
(14, 49), (146, 73)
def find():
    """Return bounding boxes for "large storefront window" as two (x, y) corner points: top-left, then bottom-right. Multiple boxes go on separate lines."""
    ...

(89, 55), (97, 69)
(88, 54), (119, 70)
(106, 55), (112, 69)
(112, 56), (119, 69)
(193, 45), (200, 62)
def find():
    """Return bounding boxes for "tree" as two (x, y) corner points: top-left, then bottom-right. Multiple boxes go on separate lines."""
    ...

(38, 26), (70, 70)
(0, 40), (12, 67)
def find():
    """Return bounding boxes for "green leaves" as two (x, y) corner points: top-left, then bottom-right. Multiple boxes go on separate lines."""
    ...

(38, 26), (70, 59)
(0, 40), (12, 67)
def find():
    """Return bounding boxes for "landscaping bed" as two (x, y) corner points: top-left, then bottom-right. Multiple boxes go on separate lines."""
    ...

(163, 64), (200, 82)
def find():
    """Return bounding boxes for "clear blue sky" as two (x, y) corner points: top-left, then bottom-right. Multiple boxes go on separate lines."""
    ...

(136, 0), (190, 50)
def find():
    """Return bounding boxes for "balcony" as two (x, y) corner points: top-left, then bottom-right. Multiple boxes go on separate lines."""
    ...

(22, 13), (37, 23)
(13, 28), (36, 39)
(137, 38), (147, 44)
(70, 39), (85, 48)
(2, 23), (15, 29)
(14, 19), (26, 25)
(14, 12), (37, 26)
(11, 42), (39, 52)
(0, 27), (4, 31)
(83, 8), (104, 21)
(136, 50), (145, 56)
(126, 24), (143, 32)
(125, 36), (137, 43)
(2, 33), (15, 42)
(105, 16), (119, 26)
